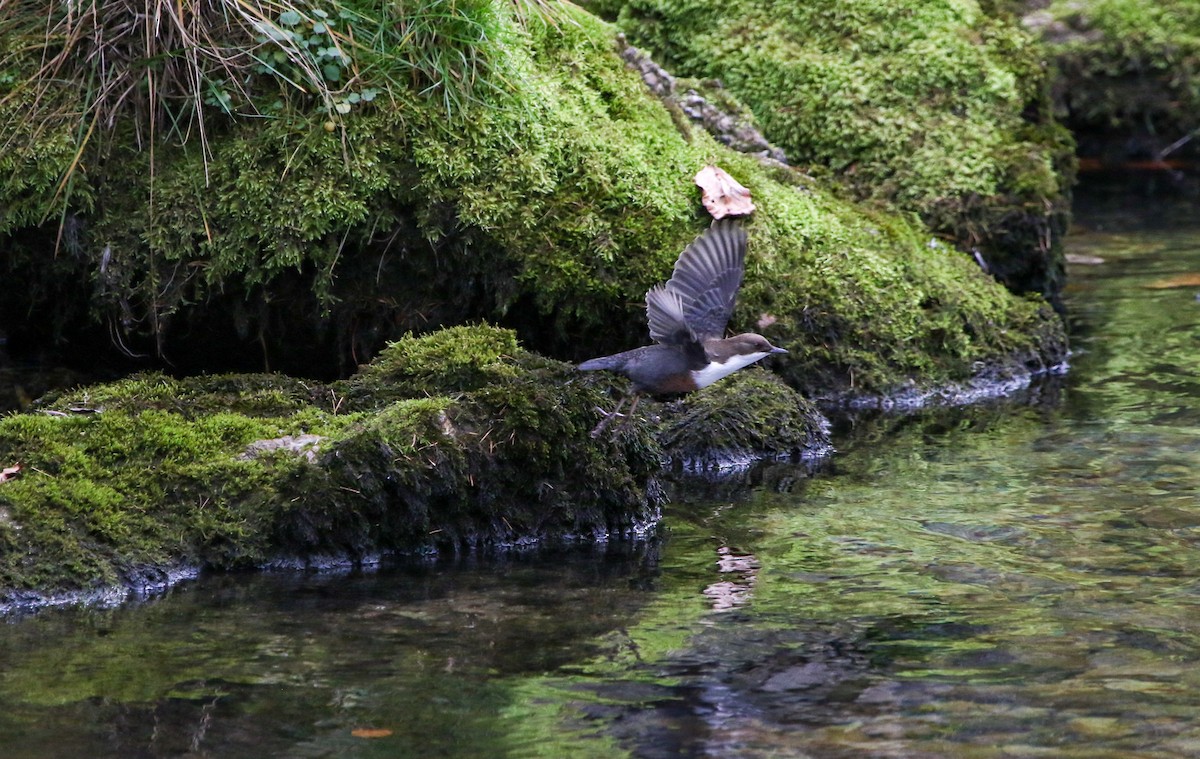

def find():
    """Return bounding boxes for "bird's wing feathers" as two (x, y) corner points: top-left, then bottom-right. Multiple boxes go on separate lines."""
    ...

(645, 284), (694, 346)
(648, 220), (747, 344)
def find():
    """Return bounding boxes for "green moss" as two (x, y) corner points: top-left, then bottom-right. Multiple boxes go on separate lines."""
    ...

(593, 0), (1059, 204)
(36, 372), (330, 418)
(0, 326), (664, 601)
(342, 324), (523, 402)
(3, 0), (1065, 398)
(0, 394), (308, 593)
(0, 110), (86, 234)
(279, 325), (664, 555)
(1033, 0), (1200, 143)
(655, 369), (829, 469)
(590, 0), (1074, 300)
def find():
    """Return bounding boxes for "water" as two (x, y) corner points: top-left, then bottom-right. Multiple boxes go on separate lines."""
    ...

(3, 182), (1200, 758)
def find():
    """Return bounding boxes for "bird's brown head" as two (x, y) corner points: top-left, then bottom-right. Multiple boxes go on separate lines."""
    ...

(728, 332), (787, 357)
(705, 333), (788, 364)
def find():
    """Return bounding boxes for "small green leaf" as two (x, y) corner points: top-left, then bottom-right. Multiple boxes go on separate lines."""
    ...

(346, 92), (361, 103)
(312, 22), (327, 34)
(312, 8), (329, 18)
(323, 64), (342, 82)
(360, 89), (379, 102)
(335, 101), (352, 114)
(278, 10), (301, 25)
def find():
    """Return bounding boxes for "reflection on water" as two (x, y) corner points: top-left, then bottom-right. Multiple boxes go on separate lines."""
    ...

(4, 182), (1200, 757)
(0, 547), (667, 758)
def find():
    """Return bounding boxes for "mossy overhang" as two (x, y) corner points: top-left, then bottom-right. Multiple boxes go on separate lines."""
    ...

(1, 1), (1066, 400)
(1022, 0), (1200, 165)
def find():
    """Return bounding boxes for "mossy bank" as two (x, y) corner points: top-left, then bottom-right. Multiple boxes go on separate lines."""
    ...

(0, 325), (832, 607)
(0, 0), (1072, 604)
(1021, 0), (1200, 166)
(1, 0), (1066, 398)
(0, 327), (663, 606)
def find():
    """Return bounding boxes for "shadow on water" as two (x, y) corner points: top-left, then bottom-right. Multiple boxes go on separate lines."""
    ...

(5, 175), (1200, 757)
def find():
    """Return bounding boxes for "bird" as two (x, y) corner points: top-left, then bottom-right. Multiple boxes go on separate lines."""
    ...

(578, 219), (787, 436)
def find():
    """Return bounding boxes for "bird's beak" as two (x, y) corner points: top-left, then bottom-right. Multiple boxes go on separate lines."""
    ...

(770, 347), (788, 354)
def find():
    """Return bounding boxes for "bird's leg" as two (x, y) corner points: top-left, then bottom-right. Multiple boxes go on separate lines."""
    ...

(625, 393), (641, 419)
(593, 394), (628, 419)
(589, 394), (628, 438)
(590, 392), (639, 438)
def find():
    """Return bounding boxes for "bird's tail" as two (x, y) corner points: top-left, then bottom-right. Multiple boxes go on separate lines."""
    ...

(578, 355), (623, 371)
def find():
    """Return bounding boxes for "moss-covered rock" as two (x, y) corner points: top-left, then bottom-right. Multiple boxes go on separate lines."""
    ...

(0, 0), (1066, 401)
(1022, 0), (1200, 164)
(588, 0), (1075, 305)
(0, 326), (663, 605)
(654, 369), (831, 470)
(285, 325), (665, 555)
(0, 386), (322, 596)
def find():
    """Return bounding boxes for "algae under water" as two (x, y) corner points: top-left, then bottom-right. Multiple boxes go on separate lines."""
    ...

(3, 181), (1200, 757)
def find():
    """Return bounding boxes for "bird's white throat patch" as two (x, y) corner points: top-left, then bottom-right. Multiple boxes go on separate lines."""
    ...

(690, 351), (771, 388)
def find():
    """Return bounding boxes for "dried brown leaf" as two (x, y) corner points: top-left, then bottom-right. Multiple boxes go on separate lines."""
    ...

(352, 728), (393, 739)
(1145, 273), (1200, 290)
(694, 164), (754, 219)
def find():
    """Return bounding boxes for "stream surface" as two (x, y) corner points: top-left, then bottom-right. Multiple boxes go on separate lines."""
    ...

(3, 180), (1200, 758)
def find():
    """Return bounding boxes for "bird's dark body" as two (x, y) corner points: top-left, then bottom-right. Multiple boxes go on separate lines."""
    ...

(578, 343), (705, 394)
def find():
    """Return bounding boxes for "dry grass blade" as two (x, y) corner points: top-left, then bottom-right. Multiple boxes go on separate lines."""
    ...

(0, 0), (350, 188)
(0, 0), (566, 229)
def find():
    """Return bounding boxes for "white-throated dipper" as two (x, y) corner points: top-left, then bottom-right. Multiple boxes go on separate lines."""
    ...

(579, 219), (787, 436)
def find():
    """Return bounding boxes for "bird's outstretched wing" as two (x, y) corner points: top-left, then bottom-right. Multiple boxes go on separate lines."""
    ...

(645, 219), (747, 345)
(645, 285), (692, 346)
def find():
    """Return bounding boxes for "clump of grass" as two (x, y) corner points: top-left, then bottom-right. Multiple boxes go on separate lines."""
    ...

(2, 2), (308, 175)
(0, 0), (538, 228)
